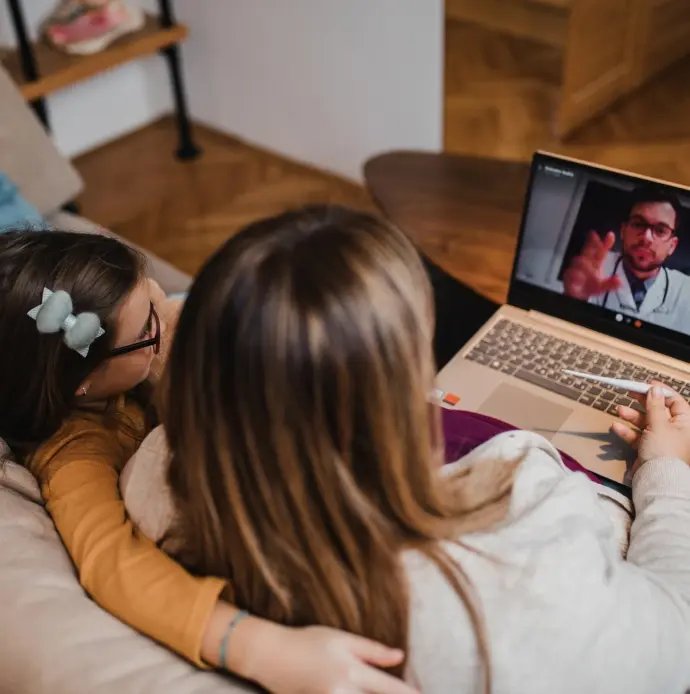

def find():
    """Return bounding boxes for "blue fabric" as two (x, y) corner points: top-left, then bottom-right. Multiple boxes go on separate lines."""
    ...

(0, 173), (48, 232)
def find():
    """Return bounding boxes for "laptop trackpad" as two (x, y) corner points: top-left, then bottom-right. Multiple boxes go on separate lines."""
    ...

(478, 384), (572, 441)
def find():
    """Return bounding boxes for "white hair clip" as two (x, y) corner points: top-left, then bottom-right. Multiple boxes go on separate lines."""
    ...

(27, 288), (105, 358)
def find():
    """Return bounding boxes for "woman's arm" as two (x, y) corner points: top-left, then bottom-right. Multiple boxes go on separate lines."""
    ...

(627, 457), (690, 599)
(574, 386), (690, 691)
(577, 458), (690, 693)
(613, 384), (690, 595)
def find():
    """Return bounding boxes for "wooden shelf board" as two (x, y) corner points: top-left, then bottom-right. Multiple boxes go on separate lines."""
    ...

(0, 13), (187, 102)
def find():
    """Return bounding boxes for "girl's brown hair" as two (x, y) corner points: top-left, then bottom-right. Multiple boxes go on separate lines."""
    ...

(0, 230), (145, 454)
(164, 205), (516, 690)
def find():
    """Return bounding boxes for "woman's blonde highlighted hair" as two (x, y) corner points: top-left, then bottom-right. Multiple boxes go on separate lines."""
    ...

(163, 205), (516, 690)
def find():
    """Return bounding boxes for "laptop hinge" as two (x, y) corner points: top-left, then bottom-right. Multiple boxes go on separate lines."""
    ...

(525, 309), (690, 375)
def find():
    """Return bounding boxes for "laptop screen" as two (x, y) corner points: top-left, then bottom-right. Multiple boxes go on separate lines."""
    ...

(509, 152), (690, 362)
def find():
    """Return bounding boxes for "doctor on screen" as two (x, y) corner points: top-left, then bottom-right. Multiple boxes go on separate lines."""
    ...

(562, 183), (690, 331)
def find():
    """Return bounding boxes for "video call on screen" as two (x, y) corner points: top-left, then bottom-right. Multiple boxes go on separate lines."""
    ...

(514, 159), (690, 338)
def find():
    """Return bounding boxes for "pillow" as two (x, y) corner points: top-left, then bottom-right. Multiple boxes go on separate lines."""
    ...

(0, 173), (48, 232)
(0, 436), (42, 505)
(0, 437), (14, 465)
(0, 63), (83, 214)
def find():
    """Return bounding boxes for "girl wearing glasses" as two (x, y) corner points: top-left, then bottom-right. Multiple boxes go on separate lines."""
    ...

(0, 229), (417, 694)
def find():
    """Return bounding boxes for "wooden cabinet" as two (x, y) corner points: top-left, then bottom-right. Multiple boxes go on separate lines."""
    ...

(558, 0), (690, 135)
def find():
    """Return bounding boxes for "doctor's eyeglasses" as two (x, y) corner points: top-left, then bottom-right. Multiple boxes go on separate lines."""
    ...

(626, 215), (676, 242)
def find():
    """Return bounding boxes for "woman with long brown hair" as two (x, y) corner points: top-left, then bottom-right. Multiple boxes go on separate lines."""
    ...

(0, 229), (419, 694)
(123, 204), (690, 693)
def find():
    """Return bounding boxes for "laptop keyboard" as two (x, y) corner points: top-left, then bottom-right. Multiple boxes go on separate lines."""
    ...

(466, 319), (690, 417)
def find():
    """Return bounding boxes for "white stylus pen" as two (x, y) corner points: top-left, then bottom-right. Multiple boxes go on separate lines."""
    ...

(564, 370), (675, 398)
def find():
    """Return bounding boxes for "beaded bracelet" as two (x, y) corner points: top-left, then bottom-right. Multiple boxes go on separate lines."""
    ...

(219, 609), (250, 670)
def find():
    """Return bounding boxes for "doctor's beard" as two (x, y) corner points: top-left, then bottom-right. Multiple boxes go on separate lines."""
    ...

(624, 243), (665, 276)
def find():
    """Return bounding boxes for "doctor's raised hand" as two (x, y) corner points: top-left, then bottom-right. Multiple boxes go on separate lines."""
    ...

(563, 230), (623, 300)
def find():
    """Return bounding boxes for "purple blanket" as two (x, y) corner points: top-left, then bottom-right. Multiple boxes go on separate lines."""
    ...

(441, 408), (600, 484)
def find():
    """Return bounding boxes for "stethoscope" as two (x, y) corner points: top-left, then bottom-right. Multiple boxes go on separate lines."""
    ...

(602, 255), (670, 310)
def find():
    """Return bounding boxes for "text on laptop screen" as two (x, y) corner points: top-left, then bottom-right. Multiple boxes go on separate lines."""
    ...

(514, 156), (690, 340)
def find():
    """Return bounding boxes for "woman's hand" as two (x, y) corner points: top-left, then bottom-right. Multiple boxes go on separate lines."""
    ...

(611, 383), (690, 472)
(243, 622), (419, 694)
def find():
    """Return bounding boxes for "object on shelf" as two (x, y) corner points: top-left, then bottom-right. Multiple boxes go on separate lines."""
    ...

(0, 13), (186, 102)
(42, 0), (145, 55)
(2, 0), (201, 160)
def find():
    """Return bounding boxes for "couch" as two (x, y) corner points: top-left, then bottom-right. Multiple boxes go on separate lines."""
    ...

(0, 64), (252, 693)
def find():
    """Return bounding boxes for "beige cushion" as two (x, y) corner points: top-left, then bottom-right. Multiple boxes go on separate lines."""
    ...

(48, 211), (193, 295)
(0, 451), (254, 694)
(0, 454), (41, 505)
(120, 425), (177, 547)
(0, 65), (82, 214)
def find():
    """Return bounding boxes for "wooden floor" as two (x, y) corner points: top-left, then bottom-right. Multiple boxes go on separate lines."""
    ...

(74, 20), (690, 282)
(73, 118), (373, 277)
(444, 20), (562, 162)
(444, 20), (690, 185)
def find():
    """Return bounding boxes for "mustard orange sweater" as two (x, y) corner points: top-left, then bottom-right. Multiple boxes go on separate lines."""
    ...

(26, 397), (225, 666)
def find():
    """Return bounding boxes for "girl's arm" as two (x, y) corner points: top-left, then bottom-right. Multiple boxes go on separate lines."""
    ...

(28, 421), (417, 694)
(204, 602), (417, 694)
(28, 420), (226, 666)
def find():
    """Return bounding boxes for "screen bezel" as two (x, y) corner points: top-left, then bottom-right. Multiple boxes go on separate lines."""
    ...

(507, 151), (690, 364)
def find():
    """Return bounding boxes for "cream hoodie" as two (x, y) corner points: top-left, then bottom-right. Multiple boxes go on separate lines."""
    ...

(122, 428), (690, 694)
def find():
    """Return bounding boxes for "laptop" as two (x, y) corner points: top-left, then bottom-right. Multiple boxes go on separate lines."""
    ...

(436, 151), (690, 489)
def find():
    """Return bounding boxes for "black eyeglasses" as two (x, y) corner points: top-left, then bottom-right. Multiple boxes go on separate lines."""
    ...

(626, 215), (676, 241)
(109, 303), (160, 358)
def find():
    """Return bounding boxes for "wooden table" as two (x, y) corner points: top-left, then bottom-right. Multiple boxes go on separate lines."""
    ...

(363, 152), (530, 304)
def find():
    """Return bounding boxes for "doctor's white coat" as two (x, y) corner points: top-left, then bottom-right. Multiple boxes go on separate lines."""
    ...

(589, 251), (690, 332)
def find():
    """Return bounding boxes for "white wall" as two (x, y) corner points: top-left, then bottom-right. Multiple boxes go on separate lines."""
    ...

(0, 0), (171, 158)
(0, 1), (444, 179)
(177, 0), (444, 181)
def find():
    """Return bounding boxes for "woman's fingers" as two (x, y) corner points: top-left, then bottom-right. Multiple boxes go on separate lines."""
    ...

(612, 401), (645, 447)
(664, 390), (690, 418)
(646, 380), (688, 418)
(617, 405), (644, 428)
(345, 636), (419, 694)
(611, 420), (640, 447)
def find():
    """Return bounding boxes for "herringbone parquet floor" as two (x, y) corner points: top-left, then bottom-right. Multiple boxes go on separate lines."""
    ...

(444, 20), (690, 184)
(74, 118), (374, 278)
